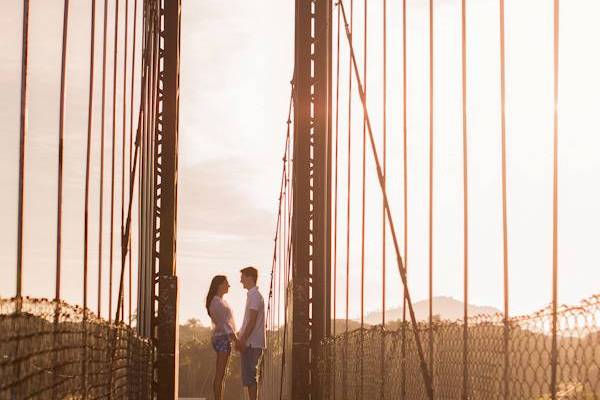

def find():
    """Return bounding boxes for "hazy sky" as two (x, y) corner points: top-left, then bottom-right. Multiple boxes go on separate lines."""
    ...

(0, 0), (293, 326)
(1, 0), (599, 328)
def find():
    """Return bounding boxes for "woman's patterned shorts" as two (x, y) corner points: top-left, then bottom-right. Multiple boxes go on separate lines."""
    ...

(211, 334), (231, 353)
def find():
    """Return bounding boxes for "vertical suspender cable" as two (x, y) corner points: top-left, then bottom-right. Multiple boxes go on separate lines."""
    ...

(98, 0), (109, 319)
(148, 4), (159, 334)
(139, 5), (149, 336)
(83, 0), (97, 395)
(16, 0), (31, 301)
(401, 0), (408, 397)
(344, 2), (354, 398)
(274, 106), (292, 399)
(461, 0), (469, 398)
(55, 0), (70, 303)
(428, 0), (435, 390)
(137, 7), (145, 334)
(279, 85), (294, 399)
(381, 0), (388, 397)
(84, 0), (97, 335)
(360, 1), (368, 396)
(141, 3), (152, 335)
(265, 143), (288, 397)
(109, 0), (120, 323)
(53, 2), (70, 397)
(145, 6), (156, 335)
(121, 0), (129, 321)
(278, 161), (285, 399)
(107, 2), (120, 393)
(333, 3), (341, 399)
(551, 1), (560, 398)
(499, 0), (510, 399)
(276, 194), (282, 398)
(128, 0), (139, 327)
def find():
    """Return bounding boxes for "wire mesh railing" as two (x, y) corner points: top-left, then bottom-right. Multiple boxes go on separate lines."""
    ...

(0, 297), (153, 399)
(317, 295), (600, 400)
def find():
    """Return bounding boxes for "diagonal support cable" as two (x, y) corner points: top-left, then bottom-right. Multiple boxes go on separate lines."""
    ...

(113, 6), (155, 324)
(337, 2), (434, 398)
(115, 110), (143, 324)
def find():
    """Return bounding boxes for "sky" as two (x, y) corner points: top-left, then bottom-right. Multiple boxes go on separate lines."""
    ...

(1, 0), (599, 328)
(0, 0), (293, 326)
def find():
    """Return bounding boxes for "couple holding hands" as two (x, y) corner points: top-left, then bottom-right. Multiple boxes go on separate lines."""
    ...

(205, 266), (265, 400)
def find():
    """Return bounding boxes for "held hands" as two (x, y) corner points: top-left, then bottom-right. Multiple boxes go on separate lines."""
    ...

(232, 333), (246, 353)
(235, 338), (246, 353)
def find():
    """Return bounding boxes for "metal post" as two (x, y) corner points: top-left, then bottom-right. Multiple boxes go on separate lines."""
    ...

(292, 0), (332, 399)
(153, 0), (181, 398)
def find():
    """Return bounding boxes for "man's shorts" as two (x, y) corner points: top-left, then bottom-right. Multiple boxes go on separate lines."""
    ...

(241, 347), (263, 386)
(211, 335), (231, 353)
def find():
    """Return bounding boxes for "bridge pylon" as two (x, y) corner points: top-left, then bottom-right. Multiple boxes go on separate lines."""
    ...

(137, 0), (181, 399)
(291, 0), (333, 399)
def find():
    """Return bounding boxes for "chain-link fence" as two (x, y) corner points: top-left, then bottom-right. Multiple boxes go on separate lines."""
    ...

(317, 295), (600, 400)
(0, 297), (153, 399)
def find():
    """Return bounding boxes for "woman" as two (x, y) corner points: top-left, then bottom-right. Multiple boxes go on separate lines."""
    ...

(206, 275), (237, 400)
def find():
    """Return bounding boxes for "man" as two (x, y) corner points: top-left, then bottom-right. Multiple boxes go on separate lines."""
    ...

(237, 266), (266, 400)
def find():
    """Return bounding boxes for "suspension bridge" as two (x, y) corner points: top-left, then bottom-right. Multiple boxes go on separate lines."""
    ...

(1, 0), (599, 399)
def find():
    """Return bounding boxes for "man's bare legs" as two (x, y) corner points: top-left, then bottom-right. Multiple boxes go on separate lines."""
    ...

(246, 384), (257, 400)
(213, 351), (230, 400)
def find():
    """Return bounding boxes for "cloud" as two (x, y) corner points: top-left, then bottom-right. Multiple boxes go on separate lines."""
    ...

(178, 158), (275, 237)
(176, 158), (277, 323)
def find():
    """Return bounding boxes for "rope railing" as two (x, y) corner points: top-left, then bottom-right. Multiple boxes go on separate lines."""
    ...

(0, 297), (153, 399)
(317, 294), (600, 400)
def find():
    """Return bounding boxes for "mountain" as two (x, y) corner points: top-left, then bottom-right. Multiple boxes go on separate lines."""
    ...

(363, 296), (501, 325)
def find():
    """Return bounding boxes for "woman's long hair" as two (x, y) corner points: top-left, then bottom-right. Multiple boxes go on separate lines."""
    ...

(206, 275), (227, 319)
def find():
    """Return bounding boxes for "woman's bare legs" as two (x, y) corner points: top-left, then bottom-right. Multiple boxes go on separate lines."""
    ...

(213, 351), (231, 400)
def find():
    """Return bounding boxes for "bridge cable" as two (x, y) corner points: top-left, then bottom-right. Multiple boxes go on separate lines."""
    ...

(82, 0), (97, 394)
(264, 127), (288, 398)
(338, 2), (434, 397)
(332, 2), (341, 399)
(381, 0), (388, 398)
(107, 3), (120, 394)
(52, 1), (70, 397)
(120, 0), (129, 322)
(114, 88), (146, 325)
(461, 0), (469, 398)
(428, 0), (435, 390)
(499, 0), (510, 398)
(278, 155), (286, 398)
(401, 0), (408, 397)
(128, 0), (139, 327)
(98, 0), (109, 318)
(278, 83), (295, 400)
(114, 5), (154, 324)
(551, 0), (560, 398)
(115, 65), (153, 327)
(343, 1), (353, 398)
(16, 0), (31, 301)
(55, 0), (70, 303)
(360, 0), (368, 397)
(108, 0), (121, 323)
(262, 82), (293, 399)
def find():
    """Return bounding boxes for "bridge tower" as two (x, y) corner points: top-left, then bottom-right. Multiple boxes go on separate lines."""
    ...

(292, 0), (333, 399)
(137, 1), (181, 399)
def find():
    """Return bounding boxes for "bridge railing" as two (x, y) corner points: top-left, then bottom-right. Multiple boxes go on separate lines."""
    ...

(0, 297), (153, 399)
(317, 295), (600, 400)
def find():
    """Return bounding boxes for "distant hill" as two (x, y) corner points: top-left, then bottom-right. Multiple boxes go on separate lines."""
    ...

(332, 318), (363, 333)
(364, 296), (501, 325)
